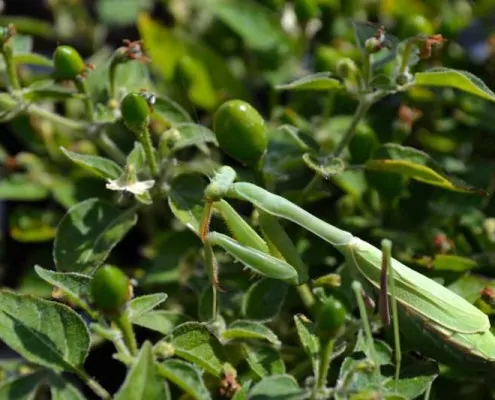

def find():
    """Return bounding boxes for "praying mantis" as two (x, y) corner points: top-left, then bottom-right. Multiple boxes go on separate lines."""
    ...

(196, 166), (495, 372)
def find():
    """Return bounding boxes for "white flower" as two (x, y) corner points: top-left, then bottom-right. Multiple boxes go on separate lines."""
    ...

(106, 177), (155, 195)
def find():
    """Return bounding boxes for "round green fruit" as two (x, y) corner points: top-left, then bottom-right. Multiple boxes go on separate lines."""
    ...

(120, 92), (151, 132)
(349, 125), (379, 164)
(213, 100), (268, 167)
(53, 45), (85, 80)
(401, 15), (434, 38)
(315, 296), (347, 338)
(91, 265), (131, 313)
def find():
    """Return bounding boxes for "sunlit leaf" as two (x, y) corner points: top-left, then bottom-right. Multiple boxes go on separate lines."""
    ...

(276, 72), (342, 92)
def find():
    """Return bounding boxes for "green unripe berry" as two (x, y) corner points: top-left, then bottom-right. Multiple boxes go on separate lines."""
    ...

(53, 45), (85, 80)
(349, 125), (379, 164)
(365, 37), (382, 54)
(401, 15), (434, 38)
(91, 265), (131, 313)
(120, 92), (151, 132)
(315, 296), (347, 339)
(213, 100), (268, 167)
(336, 58), (358, 79)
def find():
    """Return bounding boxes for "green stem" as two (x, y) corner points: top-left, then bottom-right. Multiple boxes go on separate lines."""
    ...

(352, 281), (379, 375)
(332, 99), (371, 158)
(386, 241), (401, 387)
(91, 323), (130, 356)
(1, 45), (20, 91)
(75, 78), (94, 122)
(315, 338), (335, 393)
(362, 50), (372, 88)
(297, 283), (316, 315)
(96, 132), (127, 165)
(112, 308), (138, 356)
(74, 368), (111, 400)
(137, 127), (159, 177)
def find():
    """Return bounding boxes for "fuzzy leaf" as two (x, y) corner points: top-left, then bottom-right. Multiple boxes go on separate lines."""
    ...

(60, 147), (123, 180)
(276, 72), (342, 92)
(159, 359), (211, 400)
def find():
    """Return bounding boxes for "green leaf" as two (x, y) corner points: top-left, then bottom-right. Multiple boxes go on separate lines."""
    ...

(168, 173), (208, 236)
(294, 314), (320, 375)
(153, 95), (192, 126)
(115, 341), (169, 400)
(137, 14), (244, 97)
(0, 173), (49, 201)
(60, 147), (123, 180)
(0, 291), (90, 371)
(0, 370), (46, 400)
(243, 344), (285, 378)
(275, 72), (342, 92)
(410, 254), (477, 272)
(173, 123), (218, 153)
(0, 35), (32, 71)
(248, 374), (306, 399)
(210, 0), (288, 51)
(9, 206), (59, 242)
(126, 142), (147, 173)
(448, 274), (495, 304)
(223, 320), (280, 346)
(23, 81), (76, 101)
(34, 265), (91, 302)
(414, 68), (495, 103)
(198, 286), (216, 322)
(159, 359), (211, 400)
(54, 199), (138, 272)
(128, 293), (168, 320)
(169, 322), (226, 377)
(0, 17), (54, 39)
(364, 144), (485, 194)
(97, 0), (153, 26)
(48, 372), (87, 400)
(132, 310), (191, 335)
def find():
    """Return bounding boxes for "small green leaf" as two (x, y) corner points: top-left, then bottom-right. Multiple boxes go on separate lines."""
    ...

(126, 142), (147, 173)
(34, 265), (91, 302)
(173, 123), (218, 153)
(411, 254), (477, 272)
(0, 370), (46, 400)
(294, 314), (320, 375)
(153, 95), (192, 125)
(9, 206), (59, 242)
(97, 0), (153, 26)
(223, 320), (280, 346)
(54, 199), (138, 272)
(198, 286), (216, 322)
(132, 310), (191, 335)
(115, 341), (169, 400)
(129, 293), (168, 320)
(169, 322), (226, 377)
(168, 173), (208, 236)
(0, 291), (90, 371)
(242, 279), (288, 321)
(364, 144), (485, 194)
(159, 359), (211, 400)
(210, 0), (288, 51)
(414, 68), (495, 103)
(243, 344), (286, 378)
(48, 372), (87, 400)
(0, 173), (49, 201)
(248, 374), (306, 399)
(275, 72), (342, 92)
(60, 147), (123, 180)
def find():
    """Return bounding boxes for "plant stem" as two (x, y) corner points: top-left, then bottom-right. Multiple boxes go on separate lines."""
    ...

(75, 78), (94, 122)
(352, 281), (379, 374)
(97, 131), (127, 164)
(315, 337), (335, 394)
(112, 308), (138, 356)
(332, 99), (371, 158)
(74, 368), (111, 400)
(1, 45), (20, 91)
(297, 283), (316, 315)
(138, 127), (159, 177)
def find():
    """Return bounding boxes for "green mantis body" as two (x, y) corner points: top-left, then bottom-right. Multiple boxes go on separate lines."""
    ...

(204, 178), (495, 368)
